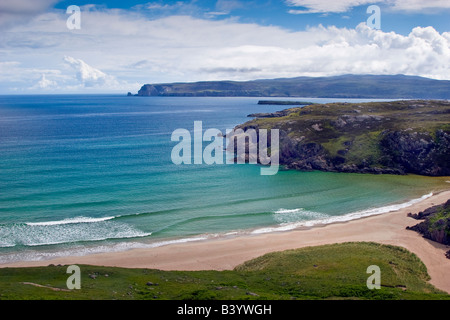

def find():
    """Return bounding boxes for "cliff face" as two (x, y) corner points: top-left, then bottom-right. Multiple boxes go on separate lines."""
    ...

(379, 130), (450, 176)
(138, 85), (161, 96)
(236, 100), (450, 176)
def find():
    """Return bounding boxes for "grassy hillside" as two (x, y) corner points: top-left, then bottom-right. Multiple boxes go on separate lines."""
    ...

(1, 242), (448, 300)
(238, 100), (450, 176)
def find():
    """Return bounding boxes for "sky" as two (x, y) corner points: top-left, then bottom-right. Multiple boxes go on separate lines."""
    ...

(1, 0), (450, 94)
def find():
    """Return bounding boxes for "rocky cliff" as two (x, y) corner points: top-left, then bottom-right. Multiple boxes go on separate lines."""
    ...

(235, 100), (450, 176)
(407, 199), (450, 258)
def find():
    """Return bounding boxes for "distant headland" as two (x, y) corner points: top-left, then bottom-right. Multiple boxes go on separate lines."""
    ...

(129, 74), (450, 99)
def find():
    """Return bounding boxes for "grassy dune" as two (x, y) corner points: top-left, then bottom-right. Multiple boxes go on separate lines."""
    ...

(1, 242), (448, 300)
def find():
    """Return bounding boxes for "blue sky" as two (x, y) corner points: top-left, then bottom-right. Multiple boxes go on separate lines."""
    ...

(1, 0), (450, 93)
(52, 0), (450, 34)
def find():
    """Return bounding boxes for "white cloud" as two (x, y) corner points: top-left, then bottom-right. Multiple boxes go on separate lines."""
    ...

(0, 0), (58, 29)
(63, 56), (108, 86)
(0, 0), (57, 14)
(34, 74), (57, 89)
(286, 0), (375, 14)
(0, 61), (61, 84)
(0, 7), (449, 93)
(390, 0), (450, 11)
(286, 0), (450, 13)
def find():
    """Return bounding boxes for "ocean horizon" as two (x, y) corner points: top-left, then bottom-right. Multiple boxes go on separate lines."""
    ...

(0, 95), (448, 264)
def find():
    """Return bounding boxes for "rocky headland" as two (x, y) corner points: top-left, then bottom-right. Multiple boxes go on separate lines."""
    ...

(235, 100), (450, 176)
(132, 75), (450, 99)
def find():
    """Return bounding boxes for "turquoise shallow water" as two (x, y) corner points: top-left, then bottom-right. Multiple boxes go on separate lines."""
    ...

(0, 95), (448, 263)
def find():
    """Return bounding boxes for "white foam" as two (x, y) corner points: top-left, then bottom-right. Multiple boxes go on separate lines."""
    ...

(275, 208), (303, 214)
(1, 217), (151, 248)
(251, 224), (300, 234)
(252, 193), (433, 235)
(317, 192), (433, 225)
(0, 235), (209, 264)
(145, 236), (209, 248)
(0, 242), (15, 248)
(273, 208), (329, 225)
(0, 193), (435, 264)
(26, 216), (116, 226)
(25, 232), (153, 247)
(224, 231), (239, 236)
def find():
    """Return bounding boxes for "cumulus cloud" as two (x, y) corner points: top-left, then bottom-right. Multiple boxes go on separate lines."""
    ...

(33, 74), (57, 89)
(0, 7), (449, 93)
(241, 23), (450, 80)
(60, 56), (137, 92)
(63, 56), (109, 86)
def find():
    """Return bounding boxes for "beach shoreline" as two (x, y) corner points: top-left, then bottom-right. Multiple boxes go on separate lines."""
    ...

(2, 189), (450, 294)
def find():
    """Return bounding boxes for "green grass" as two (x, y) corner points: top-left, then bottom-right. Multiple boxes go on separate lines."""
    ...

(0, 242), (448, 300)
(427, 203), (450, 238)
(344, 131), (384, 166)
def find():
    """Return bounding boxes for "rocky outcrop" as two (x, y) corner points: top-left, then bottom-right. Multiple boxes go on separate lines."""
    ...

(138, 85), (163, 96)
(379, 130), (450, 176)
(234, 100), (450, 176)
(407, 200), (450, 258)
(275, 132), (406, 175)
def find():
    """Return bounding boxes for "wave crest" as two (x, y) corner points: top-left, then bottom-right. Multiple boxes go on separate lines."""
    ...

(25, 216), (116, 226)
(0, 216), (150, 248)
(252, 193), (433, 234)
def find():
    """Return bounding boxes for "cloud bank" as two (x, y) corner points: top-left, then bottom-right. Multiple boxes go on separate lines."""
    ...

(0, 6), (449, 93)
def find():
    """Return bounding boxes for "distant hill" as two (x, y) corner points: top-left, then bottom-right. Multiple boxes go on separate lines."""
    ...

(133, 74), (450, 99)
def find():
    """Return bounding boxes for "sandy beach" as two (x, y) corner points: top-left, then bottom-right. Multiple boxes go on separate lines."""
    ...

(2, 189), (450, 294)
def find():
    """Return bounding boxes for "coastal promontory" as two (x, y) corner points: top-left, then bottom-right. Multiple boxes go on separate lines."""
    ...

(236, 100), (450, 176)
(133, 75), (450, 99)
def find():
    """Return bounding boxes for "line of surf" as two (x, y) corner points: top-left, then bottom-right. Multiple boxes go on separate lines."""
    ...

(251, 192), (433, 234)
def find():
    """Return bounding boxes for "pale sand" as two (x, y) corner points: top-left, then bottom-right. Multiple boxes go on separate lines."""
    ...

(2, 190), (450, 294)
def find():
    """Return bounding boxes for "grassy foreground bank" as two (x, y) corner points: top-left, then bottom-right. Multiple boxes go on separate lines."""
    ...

(1, 242), (448, 300)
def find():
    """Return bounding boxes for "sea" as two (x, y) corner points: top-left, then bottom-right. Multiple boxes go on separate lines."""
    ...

(0, 95), (448, 264)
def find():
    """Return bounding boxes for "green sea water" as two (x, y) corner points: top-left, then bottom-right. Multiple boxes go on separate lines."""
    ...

(0, 95), (448, 263)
